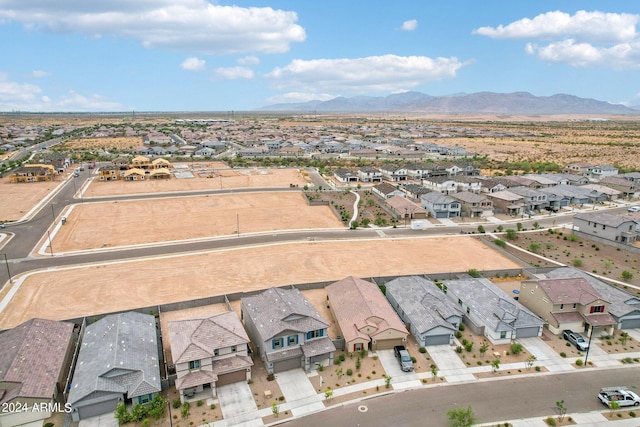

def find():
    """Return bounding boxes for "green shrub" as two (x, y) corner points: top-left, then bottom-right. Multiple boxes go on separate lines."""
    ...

(346, 368), (353, 376)
(419, 346), (427, 353)
(210, 404), (216, 410)
(494, 238), (506, 248)
(181, 402), (190, 419)
(510, 342), (523, 355)
(560, 352), (567, 358)
(197, 400), (204, 407)
(575, 359), (583, 366)
(545, 416), (557, 426)
(458, 324), (465, 331)
(455, 346), (463, 353)
(173, 399), (181, 409)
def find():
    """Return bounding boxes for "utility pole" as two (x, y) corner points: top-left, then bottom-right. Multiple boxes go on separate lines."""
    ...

(1, 253), (12, 283)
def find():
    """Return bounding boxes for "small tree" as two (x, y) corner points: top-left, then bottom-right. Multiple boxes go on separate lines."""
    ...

(510, 342), (524, 355)
(479, 341), (490, 357)
(491, 359), (500, 373)
(505, 229), (518, 240)
(384, 375), (392, 389)
(555, 400), (567, 422)
(525, 355), (537, 370)
(622, 270), (633, 280)
(609, 398), (620, 414)
(431, 365), (439, 382)
(114, 402), (131, 425)
(324, 388), (333, 401)
(496, 225), (504, 232)
(446, 405), (478, 427)
(477, 225), (485, 233)
(271, 401), (280, 417)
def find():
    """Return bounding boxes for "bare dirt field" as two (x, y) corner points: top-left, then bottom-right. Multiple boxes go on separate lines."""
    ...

(58, 136), (143, 151)
(0, 175), (65, 221)
(51, 192), (342, 252)
(0, 236), (520, 329)
(83, 167), (308, 197)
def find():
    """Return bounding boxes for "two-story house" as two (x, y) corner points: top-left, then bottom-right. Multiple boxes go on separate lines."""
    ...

(508, 186), (549, 211)
(573, 212), (639, 245)
(420, 192), (461, 218)
(450, 191), (494, 218)
(241, 287), (335, 374)
(168, 311), (253, 402)
(519, 277), (616, 337)
(357, 166), (383, 183)
(379, 163), (408, 182)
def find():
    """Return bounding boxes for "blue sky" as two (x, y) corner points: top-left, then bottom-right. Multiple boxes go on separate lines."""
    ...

(1, 0), (639, 112)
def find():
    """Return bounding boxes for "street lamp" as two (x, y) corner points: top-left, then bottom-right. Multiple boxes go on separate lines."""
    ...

(584, 323), (594, 365)
(50, 203), (56, 223)
(47, 230), (54, 256)
(1, 253), (12, 284)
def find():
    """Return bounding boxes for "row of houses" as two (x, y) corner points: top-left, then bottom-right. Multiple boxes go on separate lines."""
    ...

(2, 267), (639, 425)
(98, 156), (173, 181)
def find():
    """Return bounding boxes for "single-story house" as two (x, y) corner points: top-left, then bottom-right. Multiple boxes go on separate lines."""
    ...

(385, 276), (463, 346)
(443, 278), (545, 344)
(326, 276), (408, 352)
(68, 312), (161, 421)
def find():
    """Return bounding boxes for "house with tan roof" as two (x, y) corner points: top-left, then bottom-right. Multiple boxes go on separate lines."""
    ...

(168, 311), (253, 402)
(9, 164), (56, 183)
(326, 277), (408, 352)
(519, 277), (616, 336)
(0, 319), (75, 427)
(241, 287), (335, 374)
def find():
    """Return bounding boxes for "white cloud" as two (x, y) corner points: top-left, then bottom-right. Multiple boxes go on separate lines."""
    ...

(266, 92), (335, 104)
(30, 70), (51, 78)
(0, 0), (305, 54)
(238, 56), (260, 65)
(0, 73), (126, 112)
(401, 19), (418, 31)
(181, 57), (206, 71)
(267, 54), (465, 94)
(526, 39), (640, 69)
(213, 66), (254, 80)
(474, 10), (638, 43)
(475, 10), (640, 69)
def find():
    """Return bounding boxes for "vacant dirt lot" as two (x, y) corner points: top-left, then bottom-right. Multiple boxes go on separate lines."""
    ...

(0, 236), (520, 329)
(84, 167), (307, 197)
(0, 175), (65, 222)
(51, 192), (342, 252)
(58, 136), (142, 151)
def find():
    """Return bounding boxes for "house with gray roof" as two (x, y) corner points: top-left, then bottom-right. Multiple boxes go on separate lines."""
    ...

(379, 163), (408, 182)
(168, 311), (253, 402)
(357, 166), (383, 182)
(543, 267), (640, 330)
(443, 278), (545, 344)
(584, 164), (619, 181)
(508, 186), (549, 211)
(420, 192), (460, 218)
(385, 276), (462, 346)
(450, 191), (494, 218)
(68, 312), (161, 421)
(372, 182), (404, 199)
(334, 168), (359, 183)
(573, 212), (639, 245)
(241, 287), (335, 374)
(0, 319), (75, 427)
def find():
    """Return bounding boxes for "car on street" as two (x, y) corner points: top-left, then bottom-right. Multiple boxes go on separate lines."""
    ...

(598, 386), (640, 407)
(563, 330), (589, 351)
(628, 206), (640, 212)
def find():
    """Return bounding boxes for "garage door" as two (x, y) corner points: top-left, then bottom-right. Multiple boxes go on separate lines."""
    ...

(515, 326), (540, 339)
(374, 339), (404, 351)
(424, 334), (451, 346)
(77, 399), (118, 420)
(273, 357), (301, 373)
(217, 370), (246, 387)
(620, 318), (640, 329)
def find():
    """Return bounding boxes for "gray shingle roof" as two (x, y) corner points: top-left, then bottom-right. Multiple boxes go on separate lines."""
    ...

(68, 312), (161, 405)
(444, 278), (545, 333)
(0, 319), (74, 403)
(242, 287), (329, 342)
(386, 276), (462, 334)
(574, 212), (637, 228)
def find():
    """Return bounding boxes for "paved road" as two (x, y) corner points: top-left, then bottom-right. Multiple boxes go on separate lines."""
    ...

(282, 368), (640, 427)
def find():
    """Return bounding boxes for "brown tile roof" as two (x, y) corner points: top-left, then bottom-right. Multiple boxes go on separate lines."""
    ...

(538, 278), (607, 305)
(326, 277), (407, 344)
(0, 318), (74, 403)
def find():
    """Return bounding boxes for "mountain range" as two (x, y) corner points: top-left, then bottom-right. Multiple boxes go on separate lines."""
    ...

(261, 91), (638, 115)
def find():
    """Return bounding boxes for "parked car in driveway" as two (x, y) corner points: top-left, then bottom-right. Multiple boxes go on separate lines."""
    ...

(563, 330), (589, 351)
(628, 206), (640, 212)
(394, 345), (414, 372)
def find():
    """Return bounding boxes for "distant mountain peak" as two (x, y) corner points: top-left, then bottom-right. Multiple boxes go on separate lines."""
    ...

(260, 91), (636, 115)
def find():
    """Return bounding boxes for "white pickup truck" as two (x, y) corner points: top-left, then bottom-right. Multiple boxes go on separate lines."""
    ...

(597, 387), (640, 407)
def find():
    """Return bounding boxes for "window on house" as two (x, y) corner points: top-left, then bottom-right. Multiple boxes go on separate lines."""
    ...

(354, 343), (362, 351)
(560, 304), (564, 310)
(458, 298), (462, 305)
(590, 305), (604, 313)
(500, 331), (507, 339)
(138, 394), (153, 405)
(306, 329), (324, 339)
(231, 345), (237, 353)
(288, 335), (298, 346)
(214, 349), (219, 356)
(272, 338), (284, 349)
(189, 360), (200, 370)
